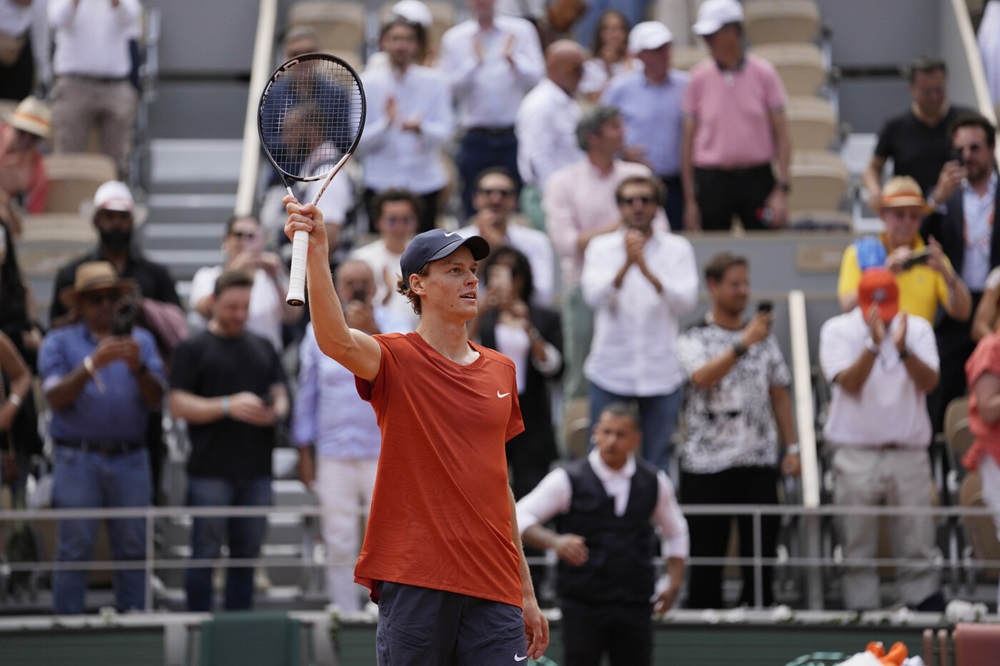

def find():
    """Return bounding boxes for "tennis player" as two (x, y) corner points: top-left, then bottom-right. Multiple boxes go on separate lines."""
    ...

(284, 196), (549, 664)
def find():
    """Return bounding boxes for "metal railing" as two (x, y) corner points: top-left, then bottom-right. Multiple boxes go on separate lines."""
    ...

(2, 501), (999, 613)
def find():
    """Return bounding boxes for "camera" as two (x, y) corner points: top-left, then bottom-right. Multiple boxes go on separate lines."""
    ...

(902, 248), (931, 271)
(757, 300), (773, 314)
(351, 287), (367, 303)
(111, 302), (136, 336)
(952, 147), (964, 166)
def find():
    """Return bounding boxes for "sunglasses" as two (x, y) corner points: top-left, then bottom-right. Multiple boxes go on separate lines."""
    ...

(382, 215), (417, 227)
(618, 195), (655, 206)
(83, 291), (120, 305)
(477, 188), (515, 198)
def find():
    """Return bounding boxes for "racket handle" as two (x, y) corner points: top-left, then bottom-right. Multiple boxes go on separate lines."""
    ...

(286, 230), (308, 306)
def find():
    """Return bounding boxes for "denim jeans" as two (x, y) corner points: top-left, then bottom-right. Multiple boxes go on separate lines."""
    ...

(588, 384), (682, 474)
(185, 476), (272, 611)
(456, 129), (520, 220)
(51, 445), (151, 614)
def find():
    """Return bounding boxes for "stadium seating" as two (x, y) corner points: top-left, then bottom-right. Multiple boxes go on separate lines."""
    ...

(744, 0), (821, 46)
(41, 152), (118, 215)
(287, 0), (366, 56)
(788, 149), (849, 214)
(786, 95), (838, 150)
(952, 622), (1000, 666)
(752, 42), (826, 96)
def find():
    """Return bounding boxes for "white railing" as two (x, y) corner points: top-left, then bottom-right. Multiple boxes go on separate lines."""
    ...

(2, 502), (999, 613)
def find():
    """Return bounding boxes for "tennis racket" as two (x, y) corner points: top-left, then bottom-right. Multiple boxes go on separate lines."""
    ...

(258, 52), (366, 305)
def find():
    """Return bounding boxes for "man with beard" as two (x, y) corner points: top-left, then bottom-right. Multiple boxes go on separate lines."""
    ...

(50, 181), (181, 327)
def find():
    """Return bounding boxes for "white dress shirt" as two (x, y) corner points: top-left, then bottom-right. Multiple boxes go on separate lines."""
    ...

(438, 15), (545, 129)
(960, 170), (998, 291)
(516, 78), (584, 190)
(349, 239), (419, 332)
(820, 309), (938, 448)
(49, 0), (140, 78)
(516, 449), (690, 559)
(457, 220), (556, 306)
(359, 65), (453, 194)
(582, 227), (698, 395)
(543, 158), (659, 289)
(0, 0), (33, 36)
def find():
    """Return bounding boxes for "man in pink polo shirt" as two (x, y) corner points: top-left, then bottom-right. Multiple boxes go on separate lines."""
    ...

(680, 0), (792, 231)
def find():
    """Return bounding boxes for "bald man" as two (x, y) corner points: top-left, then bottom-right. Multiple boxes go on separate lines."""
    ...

(515, 39), (586, 230)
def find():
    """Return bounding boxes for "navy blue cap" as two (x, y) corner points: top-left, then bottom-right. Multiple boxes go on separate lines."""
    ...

(400, 229), (491, 282)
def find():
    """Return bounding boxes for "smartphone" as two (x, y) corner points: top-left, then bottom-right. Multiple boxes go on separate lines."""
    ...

(351, 288), (367, 303)
(757, 301), (773, 314)
(952, 146), (964, 166)
(902, 249), (931, 270)
(111, 302), (136, 336)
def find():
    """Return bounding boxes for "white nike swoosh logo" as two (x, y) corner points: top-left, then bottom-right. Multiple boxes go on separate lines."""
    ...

(514, 656), (527, 663)
(444, 231), (458, 237)
(497, 391), (511, 399)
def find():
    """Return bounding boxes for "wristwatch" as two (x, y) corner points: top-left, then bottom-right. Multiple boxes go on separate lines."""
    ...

(898, 346), (911, 360)
(732, 341), (748, 358)
(776, 181), (791, 193)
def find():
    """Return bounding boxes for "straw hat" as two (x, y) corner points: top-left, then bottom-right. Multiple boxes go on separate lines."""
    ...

(58, 261), (136, 308)
(880, 176), (932, 213)
(9, 96), (51, 140)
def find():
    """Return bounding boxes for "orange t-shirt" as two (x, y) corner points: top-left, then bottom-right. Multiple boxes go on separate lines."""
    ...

(354, 332), (526, 607)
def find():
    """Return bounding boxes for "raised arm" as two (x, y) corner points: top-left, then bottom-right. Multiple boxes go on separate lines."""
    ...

(283, 195), (382, 380)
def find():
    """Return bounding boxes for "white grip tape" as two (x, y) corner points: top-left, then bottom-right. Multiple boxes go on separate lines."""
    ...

(286, 230), (308, 306)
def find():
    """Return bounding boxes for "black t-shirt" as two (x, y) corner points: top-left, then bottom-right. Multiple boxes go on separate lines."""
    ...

(873, 105), (975, 197)
(50, 248), (181, 323)
(171, 329), (285, 478)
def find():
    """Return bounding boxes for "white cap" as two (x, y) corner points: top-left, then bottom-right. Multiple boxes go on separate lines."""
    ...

(628, 21), (673, 54)
(692, 0), (744, 36)
(391, 0), (432, 26)
(93, 181), (135, 214)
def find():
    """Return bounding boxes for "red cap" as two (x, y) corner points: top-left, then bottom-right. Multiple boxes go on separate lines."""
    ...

(857, 268), (899, 323)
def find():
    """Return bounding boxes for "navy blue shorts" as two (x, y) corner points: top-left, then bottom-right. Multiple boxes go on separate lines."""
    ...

(375, 581), (528, 666)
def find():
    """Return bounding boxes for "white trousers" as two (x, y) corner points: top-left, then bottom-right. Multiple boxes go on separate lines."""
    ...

(832, 447), (940, 610)
(978, 454), (1000, 609)
(314, 457), (377, 611)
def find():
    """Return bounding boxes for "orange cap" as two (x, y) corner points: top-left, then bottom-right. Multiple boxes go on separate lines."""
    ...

(858, 268), (899, 323)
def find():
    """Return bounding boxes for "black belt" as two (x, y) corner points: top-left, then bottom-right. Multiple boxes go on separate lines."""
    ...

(62, 74), (129, 84)
(466, 125), (515, 136)
(695, 163), (772, 176)
(56, 439), (145, 455)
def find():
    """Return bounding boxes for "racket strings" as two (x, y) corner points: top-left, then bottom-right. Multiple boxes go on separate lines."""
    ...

(260, 57), (364, 182)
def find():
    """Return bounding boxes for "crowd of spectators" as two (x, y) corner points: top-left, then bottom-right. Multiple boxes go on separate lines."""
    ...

(2, 0), (1000, 629)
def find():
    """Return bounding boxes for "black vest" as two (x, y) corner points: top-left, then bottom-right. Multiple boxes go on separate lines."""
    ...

(555, 458), (659, 604)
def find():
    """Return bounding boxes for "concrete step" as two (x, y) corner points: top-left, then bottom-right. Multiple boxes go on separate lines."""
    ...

(149, 139), (244, 185)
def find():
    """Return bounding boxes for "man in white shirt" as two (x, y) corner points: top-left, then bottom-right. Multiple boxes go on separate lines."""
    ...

(48, 0), (141, 178)
(458, 167), (556, 307)
(360, 16), (453, 235)
(350, 188), (421, 331)
(544, 105), (659, 401)
(581, 174), (698, 472)
(516, 401), (688, 665)
(188, 215), (301, 352)
(439, 0), (545, 218)
(515, 39), (585, 231)
(819, 267), (945, 612)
